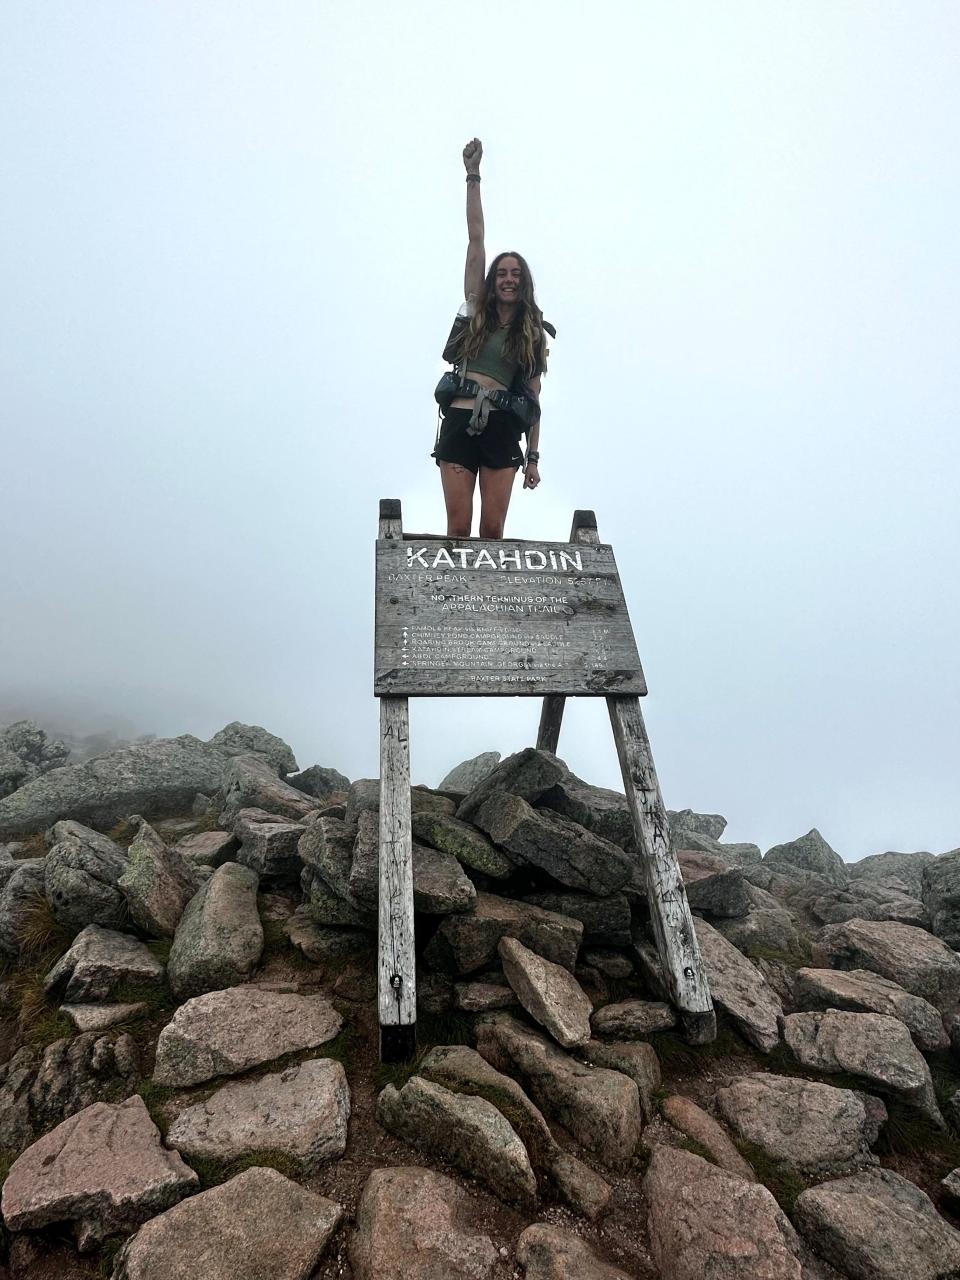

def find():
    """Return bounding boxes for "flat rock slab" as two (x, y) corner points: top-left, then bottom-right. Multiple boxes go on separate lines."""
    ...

(644, 1145), (804, 1280)
(795, 966), (948, 1052)
(60, 1002), (147, 1033)
(377, 1075), (537, 1208)
(576, 1040), (661, 1119)
(0, 1094), (197, 1249)
(472, 792), (634, 894)
(234, 811), (305, 885)
(167, 1059), (349, 1173)
(174, 830), (237, 867)
(499, 936), (592, 1048)
(44, 924), (164, 1002)
(694, 916), (783, 1052)
(153, 986), (343, 1087)
(714, 1074), (886, 1174)
(284, 909), (370, 963)
(661, 1094), (755, 1180)
(113, 1166), (342, 1280)
(423, 892), (582, 975)
(812, 917), (960, 1013)
(591, 999), (676, 1038)
(784, 1009), (945, 1127)
(523, 891), (633, 947)
(350, 1166), (498, 1280)
(167, 862), (263, 998)
(118, 818), (201, 938)
(412, 809), (513, 879)
(221, 753), (320, 822)
(794, 1167), (960, 1280)
(517, 1224), (634, 1280)
(476, 1012), (641, 1169)
(453, 981), (518, 1012)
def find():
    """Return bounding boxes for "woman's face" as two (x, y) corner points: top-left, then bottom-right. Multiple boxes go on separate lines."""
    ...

(494, 256), (523, 305)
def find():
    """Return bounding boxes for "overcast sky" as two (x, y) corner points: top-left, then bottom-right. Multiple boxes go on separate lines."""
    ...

(1, 2), (957, 861)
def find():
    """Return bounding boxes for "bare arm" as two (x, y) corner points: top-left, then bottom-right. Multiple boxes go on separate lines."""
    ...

(524, 374), (541, 490)
(463, 138), (485, 301)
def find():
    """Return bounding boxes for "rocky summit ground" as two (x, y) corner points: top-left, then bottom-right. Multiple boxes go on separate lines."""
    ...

(1, 720), (959, 1279)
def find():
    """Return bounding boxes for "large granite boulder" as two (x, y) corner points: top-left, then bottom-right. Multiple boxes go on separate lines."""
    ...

(232, 810), (305, 886)
(118, 818), (201, 938)
(44, 821), (129, 931)
(575, 1040), (661, 1120)
(643, 1145), (805, 1279)
(0, 720), (69, 798)
(350, 1167), (498, 1280)
(112, 1166), (342, 1280)
(522, 890), (632, 945)
(351, 811), (475, 914)
(714, 1074), (886, 1174)
(206, 721), (298, 775)
(694, 916), (783, 1052)
(0, 734), (230, 839)
(498, 935), (592, 1048)
(44, 924), (163, 1002)
(848, 849), (939, 898)
(806, 877), (929, 928)
(762, 828), (848, 887)
(795, 966), (949, 1052)
(153, 986), (343, 1087)
(794, 1168), (960, 1280)
(439, 751), (502, 792)
(456, 748), (568, 822)
(0, 857), (49, 956)
(167, 862), (263, 998)
(679, 851), (752, 918)
(411, 810), (513, 879)
(670, 809), (728, 842)
(660, 1093), (756, 1181)
(220, 754), (320, 823)
(167, 1059), (350, 1173)
(516, 1224), (633, 1280)
(299, 814), (375, 929)
(0, 1094), (197, 1250)
(713, 882), (807, 957)
(812, 917), (960, 1013)
(783, 1009), (945, 1126)
(376, 1075), (537, 1208)
(423, 892), (582, 974)
(921, 849), (960, 948)
(287, 763), (351, 800)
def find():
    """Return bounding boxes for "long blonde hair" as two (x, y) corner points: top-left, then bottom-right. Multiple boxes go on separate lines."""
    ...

(459, 251), (546, 380)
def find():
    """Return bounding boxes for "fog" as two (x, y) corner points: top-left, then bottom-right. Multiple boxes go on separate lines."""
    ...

(1, 2), (957, 860)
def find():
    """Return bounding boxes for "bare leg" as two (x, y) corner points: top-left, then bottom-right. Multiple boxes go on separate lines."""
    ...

(478, 465), (518, 539)
(440, 462), (477, 537)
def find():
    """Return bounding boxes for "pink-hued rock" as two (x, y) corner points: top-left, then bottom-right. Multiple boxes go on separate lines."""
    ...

(660, 1094), (755, 1181)
(498, 936), (592, 1047)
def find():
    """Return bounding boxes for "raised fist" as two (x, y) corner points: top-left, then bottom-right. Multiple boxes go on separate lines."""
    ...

(462, 138), (482, 174)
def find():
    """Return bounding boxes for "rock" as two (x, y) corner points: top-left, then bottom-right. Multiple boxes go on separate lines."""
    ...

(591, 999), (676, 1038)
(672, 826), (763, 868)
(0, 1094), (197, 1249)
(715, 1074), (886, 1174)
(376, 1075), (537, 1208)
(497, 936), (592, 1047)
(516, 1224), (632, 1280)
(344, 778), (380, 824)
(333, 968), (375, 1001)
(44, 822), (129, 931)
(813, 917), (960, 1013)
(943, 1169), (960, 1201)
(714, 882), (808, 958)
(411, 787), (458, 816)
(0, 720), (69, 798)
(679, 850), (752, 917)
(922, 849), (960, 947)
(118, 818), (200, 938)
(795, 966), (949, 1052)
(299, 815), (374, 928)
(805, 878), (929, 928)
(0, 734), (230, 839)
(153, 986), (343, 1087)
(174, 830), (237, 867)
(411, 810), (513, 878)
(644, 1145), (804, 1280)
(423, 892), (582, 974)
(670, 809), (728, 842)
(350, 811), (475, 914)
(167, 1058), (349, 1172)
(783, 1009), (945, 1126)
(44, 924), (164, 1001)
(60, 1003), (147, 1032)
(440, 751), (502, 792)
(287, 762), (350, 800)
(0, 857), (47, 956)
(418, 970), (455, 1013)
(583, 948), (634, 978)
(694, 917), (783, 1052)
(762, 829), (848, 887)
(794, 1167), (960, 1280)
(453, 981), (518, 1012)
(848, 849), (939, 897)
(233, 810), (304, 886)
(575, 1040), (661, 1119)
(456, 747), (569, 822)
(284, 907), (370, 963)
(472, 792), (634, 894)
(221, 754), (320, 823)
(537, 772), (634, 849)
(661, 1093), (756, 1180)
(523, 891), (632, 945)
(350, 1167), (498, 1280)
(546, 1150), (613, 1221)
(111, 1166), (342, 1280)
(207, 721), (298, 775)
(167, 862), (263, 998)
(476, 1012), (641, 1168)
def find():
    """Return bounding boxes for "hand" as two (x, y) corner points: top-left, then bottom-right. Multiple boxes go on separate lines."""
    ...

(523, 464), (540, 490)
(463, 138), (482, 175)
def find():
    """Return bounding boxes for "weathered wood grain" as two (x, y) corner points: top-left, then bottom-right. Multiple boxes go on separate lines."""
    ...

(378, 696), (417, 1061)
(607, 695), (716, 1044)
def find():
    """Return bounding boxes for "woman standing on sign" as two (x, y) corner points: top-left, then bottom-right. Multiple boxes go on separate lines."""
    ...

(433, 138), (553, 539)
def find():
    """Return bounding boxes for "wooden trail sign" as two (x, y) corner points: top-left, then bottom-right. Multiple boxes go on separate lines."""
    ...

(375, 499), (715, 1062)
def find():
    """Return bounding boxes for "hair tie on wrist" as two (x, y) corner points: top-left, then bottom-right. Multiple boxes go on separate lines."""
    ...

(465, 173), (481, 183)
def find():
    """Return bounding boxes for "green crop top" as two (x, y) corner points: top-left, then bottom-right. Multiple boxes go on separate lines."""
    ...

(465, 325), (520, 388)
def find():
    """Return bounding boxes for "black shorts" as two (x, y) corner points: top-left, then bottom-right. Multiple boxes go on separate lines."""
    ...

(432, 407), (524, 473)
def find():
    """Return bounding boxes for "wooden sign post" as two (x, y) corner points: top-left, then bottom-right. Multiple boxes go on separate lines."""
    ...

(375, 499), (715, 1061)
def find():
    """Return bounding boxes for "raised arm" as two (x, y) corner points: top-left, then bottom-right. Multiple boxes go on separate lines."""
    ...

(463, 138), (485, 301)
